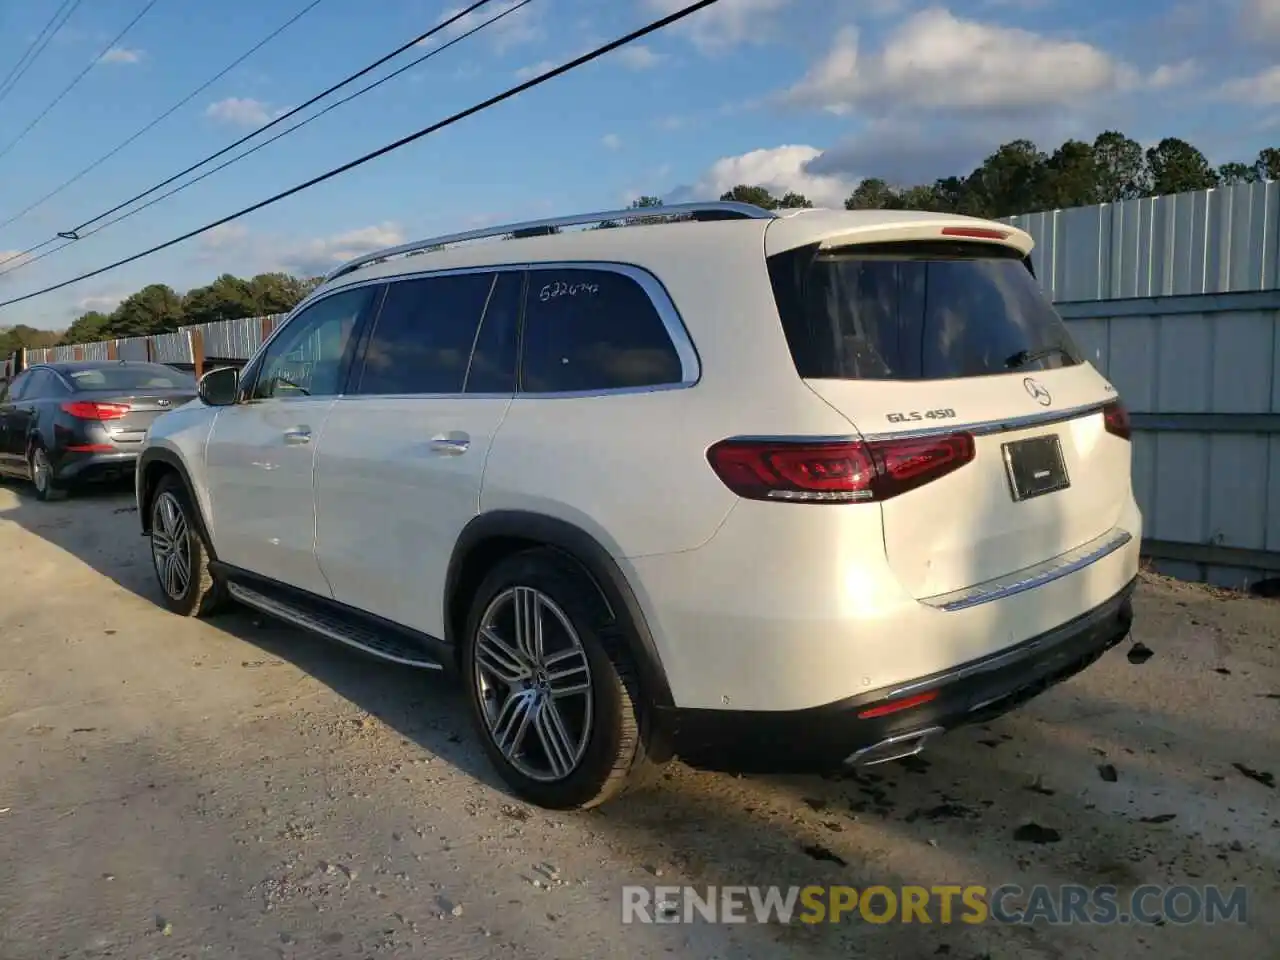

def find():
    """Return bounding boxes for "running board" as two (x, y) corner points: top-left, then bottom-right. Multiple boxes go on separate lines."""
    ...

(227, 582), (444, 670)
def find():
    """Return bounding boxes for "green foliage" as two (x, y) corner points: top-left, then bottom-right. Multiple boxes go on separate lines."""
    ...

(55, 271), (319, 347)
(0, 323), (60, 357)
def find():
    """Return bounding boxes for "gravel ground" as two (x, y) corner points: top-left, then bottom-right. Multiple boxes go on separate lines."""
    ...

(0, 482), (1276, 959)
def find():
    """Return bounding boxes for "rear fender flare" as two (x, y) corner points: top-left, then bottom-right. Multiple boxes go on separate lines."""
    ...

(445, 510), (674, 708)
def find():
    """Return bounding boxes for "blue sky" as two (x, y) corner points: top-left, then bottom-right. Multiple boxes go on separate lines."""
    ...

(0, 0), (1276, 329)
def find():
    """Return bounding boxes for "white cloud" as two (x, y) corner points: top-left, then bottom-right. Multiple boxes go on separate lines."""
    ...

(422, 0), (543, 52)
(205, 97), (279, 127)
(98, 46), (143, 64)
(0, 249), (32, 282)
(615, 44), (665, 69)
(199, 223), (250, 253)
(787, 9), (1137, 114)
(601, 133), (622, 150)
(672, 145), (858, 208)
(644, 0), (791, 52)
(1241, 0), (1280, 38)
(514, 59), (558, 79)
(274, 223), (406, 278)
(1147, 58), (1200, 89)
(75, 293), (124, 313)
(1219, 65), (1280, 103)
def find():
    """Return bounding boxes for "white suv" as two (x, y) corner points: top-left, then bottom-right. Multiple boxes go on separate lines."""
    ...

(137, 201), (1141, 809)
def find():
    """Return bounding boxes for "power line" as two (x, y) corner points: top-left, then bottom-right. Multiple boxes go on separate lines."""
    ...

(0, 0), (325, 232)
(0, 0), (531, 279)
(0, 0), (723, 311)
(0, 0), (85, 109)
(0, 0), (163, 165)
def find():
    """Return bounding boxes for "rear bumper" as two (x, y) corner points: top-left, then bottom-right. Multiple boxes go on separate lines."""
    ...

(655, 576), (1135, 773)
(52, 449), (138, 484)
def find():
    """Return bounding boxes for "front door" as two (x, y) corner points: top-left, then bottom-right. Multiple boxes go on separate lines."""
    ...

(314, 269), (521, 637)
(204, 285), (379, 596)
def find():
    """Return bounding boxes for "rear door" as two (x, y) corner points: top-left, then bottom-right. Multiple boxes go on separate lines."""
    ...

(766, 237), (1131, 600)
(0, 371), (31, 472)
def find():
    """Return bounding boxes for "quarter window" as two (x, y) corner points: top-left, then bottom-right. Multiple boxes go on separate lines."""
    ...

(520, 268), (684, 393)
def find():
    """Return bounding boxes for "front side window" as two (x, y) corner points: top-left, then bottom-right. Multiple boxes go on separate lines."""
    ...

(520, 267), (684, 393)
(253, 287), (374, 399)
(355, 273), (496, 395)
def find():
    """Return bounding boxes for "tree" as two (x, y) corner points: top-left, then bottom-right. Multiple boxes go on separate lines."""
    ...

(1093, 130), (1150, 202)
(62, 311), (111, 345)
(247, 272), (313, 315)
(0, 324), (60, 356)
(1257, 147), (1280, 180)
(963, 139), (1049, 218)
(1218, 162), (1260, 185)
(182, 273), (256, 326)
(1044, 139), (1102, 209)
(719, 185), (779, 208)
(1146, 137), (1218, 196)
(107, 283), (184, 338)
(845, 177), (899, 210)
(776, 192), (813, 209)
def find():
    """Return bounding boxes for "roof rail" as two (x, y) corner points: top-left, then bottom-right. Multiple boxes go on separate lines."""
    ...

(323, 200), (777, 282)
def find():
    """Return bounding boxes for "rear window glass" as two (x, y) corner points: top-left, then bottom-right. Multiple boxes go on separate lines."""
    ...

(67, 364), (195, 392)
(767, 241), (1082, 381)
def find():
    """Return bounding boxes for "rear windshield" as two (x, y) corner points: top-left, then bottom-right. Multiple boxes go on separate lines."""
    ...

(767, 241), (1082, 381)
(66, 364), (195, 392)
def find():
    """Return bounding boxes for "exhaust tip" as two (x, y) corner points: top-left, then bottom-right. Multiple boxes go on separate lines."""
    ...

(846, 726), (945, 767)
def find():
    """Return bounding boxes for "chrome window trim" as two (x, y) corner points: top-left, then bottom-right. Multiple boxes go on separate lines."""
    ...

(303, 259), (699, 402)
(857, 400), (1111, 442)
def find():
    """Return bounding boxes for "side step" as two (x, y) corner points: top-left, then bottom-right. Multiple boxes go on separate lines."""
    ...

(227, 581), (444, 670)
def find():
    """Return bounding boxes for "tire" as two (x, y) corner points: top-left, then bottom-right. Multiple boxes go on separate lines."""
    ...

(29, 445), (67, 502)
(149, 473), (226, 618)
(462, 547), (664, 809)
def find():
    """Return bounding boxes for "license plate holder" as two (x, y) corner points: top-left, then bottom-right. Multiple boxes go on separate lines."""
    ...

(1002, 434), (1069, 502)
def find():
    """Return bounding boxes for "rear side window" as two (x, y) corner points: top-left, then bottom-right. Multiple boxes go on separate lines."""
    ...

(767, 241), (1082, 381)
(357, 273), (496, 395)
(520, 267), (683, 393)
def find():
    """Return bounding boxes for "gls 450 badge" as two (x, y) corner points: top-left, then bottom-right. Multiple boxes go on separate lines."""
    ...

(886, 408), (957, 424)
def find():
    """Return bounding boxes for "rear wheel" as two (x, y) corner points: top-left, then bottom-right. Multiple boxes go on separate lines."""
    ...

(149, 473), (226, 617)
(29, 445), (66, 502)
(462, 548), (663, 809)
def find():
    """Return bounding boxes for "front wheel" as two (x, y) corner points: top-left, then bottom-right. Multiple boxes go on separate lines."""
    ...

(462, 548), (664, 809)
(149, 474), (226, 617)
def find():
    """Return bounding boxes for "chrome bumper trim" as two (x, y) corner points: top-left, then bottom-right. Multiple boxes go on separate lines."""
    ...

(920, 527), (1133, 612)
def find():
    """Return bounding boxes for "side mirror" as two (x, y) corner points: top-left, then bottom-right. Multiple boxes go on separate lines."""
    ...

(198, 366), (239, 406)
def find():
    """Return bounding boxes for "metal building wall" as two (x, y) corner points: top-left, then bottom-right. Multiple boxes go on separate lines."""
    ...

(1007, 181), (1280, 588)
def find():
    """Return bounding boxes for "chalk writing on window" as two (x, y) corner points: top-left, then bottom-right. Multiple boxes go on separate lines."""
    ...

(538, 279), (600, 302)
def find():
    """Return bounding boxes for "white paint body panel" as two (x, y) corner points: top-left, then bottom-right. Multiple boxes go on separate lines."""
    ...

(203, 398), (335, 597)
(140, 207), (1141, 716)
(313, 395), (512, 637)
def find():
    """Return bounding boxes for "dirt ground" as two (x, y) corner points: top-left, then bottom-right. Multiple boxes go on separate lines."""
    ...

(0, 481), (1276, 959)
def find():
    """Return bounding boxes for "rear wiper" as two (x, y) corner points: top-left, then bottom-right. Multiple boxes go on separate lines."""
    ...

(1005, 346), (1073, 370)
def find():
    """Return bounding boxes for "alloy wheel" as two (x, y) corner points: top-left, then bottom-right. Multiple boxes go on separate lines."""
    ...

(473, 586), (594, 782)
(31, 448), (50, 494)
(151, 491), (192, 600)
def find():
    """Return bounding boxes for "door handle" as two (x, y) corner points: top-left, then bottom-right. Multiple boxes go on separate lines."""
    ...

(283, 427), (312, 445)
(429, 432), (470, 455)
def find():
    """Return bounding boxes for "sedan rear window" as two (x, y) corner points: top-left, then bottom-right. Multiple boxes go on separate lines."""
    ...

(67, 364), (196, 392)
(767, 240), (1082, 381)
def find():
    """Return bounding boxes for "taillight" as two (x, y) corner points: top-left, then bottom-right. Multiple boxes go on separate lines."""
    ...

(706, 433), (975, 503)
(61, 401), (130, 420)
(1102, 399), (1130, 440)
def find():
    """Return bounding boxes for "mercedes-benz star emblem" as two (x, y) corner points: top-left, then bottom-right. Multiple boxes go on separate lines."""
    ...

(1023, 377), (1052, 406)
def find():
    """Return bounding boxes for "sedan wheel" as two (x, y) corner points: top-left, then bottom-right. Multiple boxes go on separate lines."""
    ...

(151, 490), (193, 601)
(29, 446), (65, 501)
(473, 586), (594, 783)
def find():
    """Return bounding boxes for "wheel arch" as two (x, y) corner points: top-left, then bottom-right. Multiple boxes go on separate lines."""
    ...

(445, 510), (674, 708)
(137, 447), (216, 556)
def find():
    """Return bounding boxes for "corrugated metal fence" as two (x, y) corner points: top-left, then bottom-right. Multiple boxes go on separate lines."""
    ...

(1007, 180), (1280, 588)
(11, 184), (1280, 588)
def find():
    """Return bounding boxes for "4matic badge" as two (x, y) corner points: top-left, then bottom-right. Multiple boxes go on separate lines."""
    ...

(1023, 377), (1052, 406)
